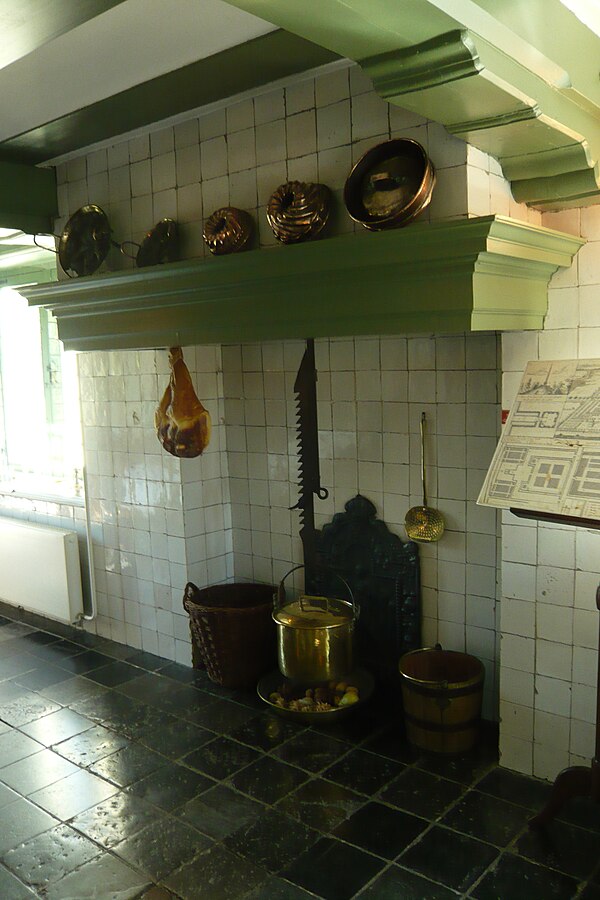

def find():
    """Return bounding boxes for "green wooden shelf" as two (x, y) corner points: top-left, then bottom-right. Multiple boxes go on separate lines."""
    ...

(22, 215), (583, 352)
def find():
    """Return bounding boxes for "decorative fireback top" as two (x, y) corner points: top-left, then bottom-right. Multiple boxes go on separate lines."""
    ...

(313, 494), (420, 688)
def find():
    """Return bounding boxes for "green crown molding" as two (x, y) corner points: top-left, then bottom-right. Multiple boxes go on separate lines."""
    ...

(0, 161), (57, 234)
(21, 216), (583, 352)
(224, 0), (600, 210)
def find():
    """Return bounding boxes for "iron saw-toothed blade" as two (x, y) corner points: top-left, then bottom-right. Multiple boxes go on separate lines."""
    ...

(291, 338), (328, 576)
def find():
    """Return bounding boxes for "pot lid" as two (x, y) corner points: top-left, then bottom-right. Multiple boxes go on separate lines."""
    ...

(273, 595), (354, 628)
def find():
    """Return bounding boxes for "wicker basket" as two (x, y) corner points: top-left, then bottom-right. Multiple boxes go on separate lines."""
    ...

(183, 582), (276, 688)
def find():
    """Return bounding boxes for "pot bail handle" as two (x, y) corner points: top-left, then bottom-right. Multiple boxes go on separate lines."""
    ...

(274, 564), (359, 620)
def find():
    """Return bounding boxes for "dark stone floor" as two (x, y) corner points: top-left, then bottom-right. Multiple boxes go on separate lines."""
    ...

(0, 610), (598, 899)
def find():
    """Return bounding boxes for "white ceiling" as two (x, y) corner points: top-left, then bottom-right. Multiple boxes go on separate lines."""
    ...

(0, 0), (276, 144)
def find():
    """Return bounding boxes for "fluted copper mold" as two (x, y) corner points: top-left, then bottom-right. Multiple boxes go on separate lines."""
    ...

(203, 207), (253, 256)
(344, 139), (435, 231)
(266, 181), (330, 244)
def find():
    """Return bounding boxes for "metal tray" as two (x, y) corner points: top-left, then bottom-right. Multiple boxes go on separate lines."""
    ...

(257, 667), (374, 724)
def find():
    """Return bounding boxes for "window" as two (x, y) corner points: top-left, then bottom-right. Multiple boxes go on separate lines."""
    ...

(0, 287), (83, 499)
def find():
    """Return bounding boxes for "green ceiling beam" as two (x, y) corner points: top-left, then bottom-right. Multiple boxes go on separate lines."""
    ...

(1, 31), (338, 165)
(0, 160), (57, 234)
(21, 216), (583, 352)
(222, 0), (600, 209)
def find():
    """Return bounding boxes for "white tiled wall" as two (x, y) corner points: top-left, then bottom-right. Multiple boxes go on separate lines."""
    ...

(14, 60), (595, 780)
(223, 333), (501, 718)
(499, 206), (600, 780)
(78, 344), (229, 663)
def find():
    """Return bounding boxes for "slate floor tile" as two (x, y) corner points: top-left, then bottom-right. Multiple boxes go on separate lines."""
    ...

(53, 650), (115, 675)
(26, 640), (85, 662)
(476, 767), (552, 811)
(117, 649), (171, 672)
(225, 808), (319, 873)
(333, 800), (428, 859)
(417, 738), (498, 785)
(0, 866), (35, 899)
(273, 731), (351, 773)
(164, 843), (267, 900)
(136, 718), (212, 759)
(126, 762), (213, 811)
(53, 722), (129, 766)
(0, 655), (39, 682)
(0, 693), (62, 728)
(230, 713), (304, 750)
(37, 676), (109, 706)
(277, 778), (364, 832)
(29, 766), (118, 819)
(113, 816), (211, 881)
(360, 725), (422, 764)
(116, 672), (179, 704)
(43, 851), (151, 900)
(0, 782), (20, 810)
(14, 665), (72, 690)
(177, 783), (264, 840)
(90, 742), (166, 787)
(181, 734), (260, 779)
(398, 825), (499, 893)
(442, 788), (528, 846)
(2, 823), (101, 888)
(380, 766), (463, 819)
(472, 851), (580, 900)
(70, 791), (164, 848)
(282, 836), (385, 900)
(359, 864), (459, 899)
(0, 681), (28, 705)
(0, 731), (43, 768)
(20, 707), (94, 745)
(0, 798), (58, 855)
(187, 697), (257, 733)
(515, 819), (600, 880)
(244, 876), (318, 899)
(85, 661), (143, 687)
(229, 755), (308, 805)
(324, 747), (404, 795)
(0, 748), (80, 795)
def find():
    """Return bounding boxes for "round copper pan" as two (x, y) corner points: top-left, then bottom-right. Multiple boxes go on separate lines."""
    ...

(344, 139), (435, 231)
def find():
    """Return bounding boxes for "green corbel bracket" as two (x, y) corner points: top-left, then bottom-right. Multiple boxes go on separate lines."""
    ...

(0, 160), (57, 234)
(224, 0), (600, 209)
(360, 28), (600, 210)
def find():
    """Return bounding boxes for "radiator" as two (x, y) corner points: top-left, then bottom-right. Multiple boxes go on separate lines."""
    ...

(0, 517), (84, 624)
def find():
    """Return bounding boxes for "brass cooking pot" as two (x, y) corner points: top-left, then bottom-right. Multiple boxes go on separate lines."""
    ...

(273, 565), (358, 682)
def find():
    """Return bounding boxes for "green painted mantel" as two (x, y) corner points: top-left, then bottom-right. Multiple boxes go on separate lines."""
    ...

(222, 0), (600, 210)
(21, 216), (583, 352)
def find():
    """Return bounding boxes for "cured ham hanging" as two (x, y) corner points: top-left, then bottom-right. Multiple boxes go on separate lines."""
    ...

(155, 347), (211, 457)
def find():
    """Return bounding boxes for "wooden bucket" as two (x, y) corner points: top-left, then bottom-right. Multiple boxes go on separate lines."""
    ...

(398, 645), (484, 754)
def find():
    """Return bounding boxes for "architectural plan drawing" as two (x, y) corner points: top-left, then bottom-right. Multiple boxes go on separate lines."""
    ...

(478, 359), (600, 518)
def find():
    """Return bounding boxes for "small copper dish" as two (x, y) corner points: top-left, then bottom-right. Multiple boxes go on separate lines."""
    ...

(136, 218), (178, 267)
(203, 207), (253, 256)
(58, 205), (112, 277)
(344, 139), (435, 231)
(266, 181), (330, 244)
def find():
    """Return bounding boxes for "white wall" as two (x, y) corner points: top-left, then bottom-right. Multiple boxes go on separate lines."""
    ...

(499, 206), (600, 780)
